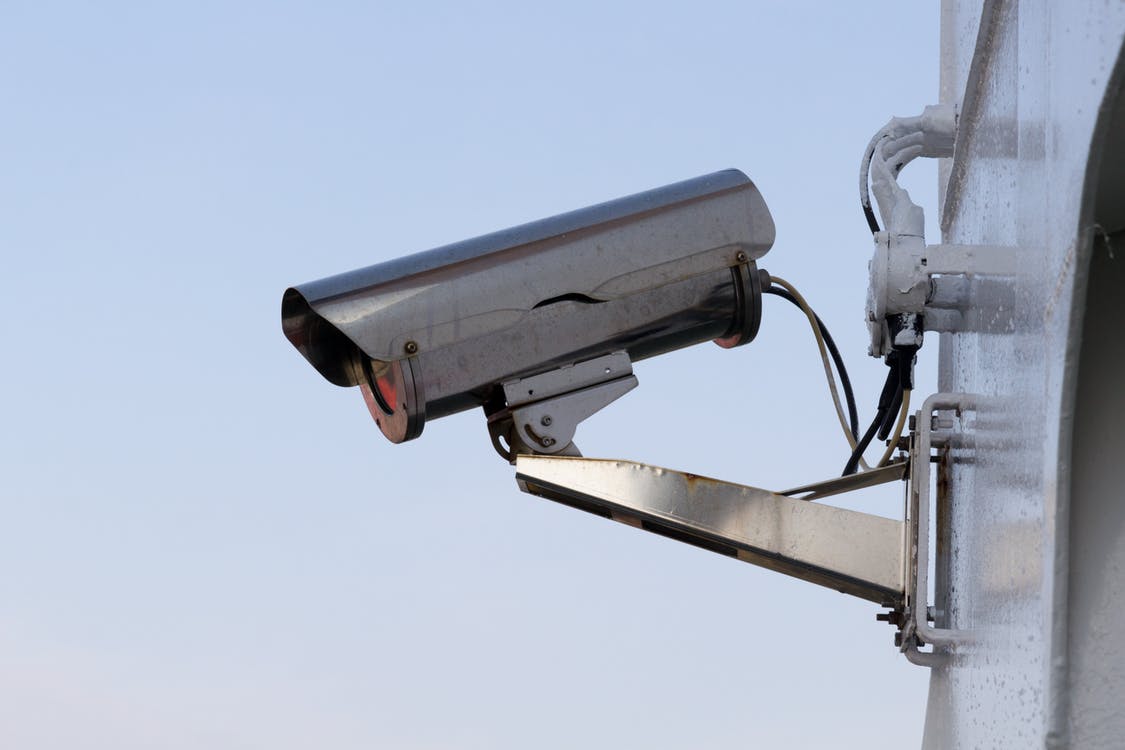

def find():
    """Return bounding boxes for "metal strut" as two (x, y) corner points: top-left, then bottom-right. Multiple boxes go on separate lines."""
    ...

(515, 455), (908, 606)
(512, 394), (978, 667)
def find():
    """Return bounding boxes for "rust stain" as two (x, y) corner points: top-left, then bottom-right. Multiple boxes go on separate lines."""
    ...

(680, 471), (719, 488)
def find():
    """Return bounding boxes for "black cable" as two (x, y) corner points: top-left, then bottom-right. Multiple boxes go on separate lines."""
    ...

(890, 344), (920, 440)
(764, 287), (859, 440)
(861, 136), (883, 234)
(877, 382), (904, 441)
(843, 365), (899, 476)
(844, 343), (919, 475)
(845, 410), (886, 477)
(863, 203), (881, 234)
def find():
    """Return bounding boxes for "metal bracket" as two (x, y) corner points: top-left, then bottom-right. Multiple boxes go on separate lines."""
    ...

(487, 352), (638, 461)
(923, 243), (1020, 277)
(508, 392), (979, 665)
(924, 244), (1020, 334)
(867, 241), (1020, 356)
(899, 392), (977, 667)
(514, 455), (907, 606)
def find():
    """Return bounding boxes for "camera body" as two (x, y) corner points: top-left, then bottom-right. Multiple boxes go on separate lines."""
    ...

(283, 169), (774, 447)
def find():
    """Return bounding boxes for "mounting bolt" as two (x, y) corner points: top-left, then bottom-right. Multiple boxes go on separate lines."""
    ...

(735, 251), (748, 264)
(876, 608), (903, 627)
(540, 436), (556, 447)
(540, 415), (553, 426)
(404, 340), (418, 355)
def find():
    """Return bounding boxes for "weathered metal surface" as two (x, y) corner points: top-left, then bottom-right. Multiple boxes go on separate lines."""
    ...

(927, 1), (1125, 747)
(779, 460), (907, 501)
(514, 455), (905, 605)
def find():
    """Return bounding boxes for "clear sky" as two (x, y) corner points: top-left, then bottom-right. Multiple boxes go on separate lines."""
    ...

(1, 2), (941, 747)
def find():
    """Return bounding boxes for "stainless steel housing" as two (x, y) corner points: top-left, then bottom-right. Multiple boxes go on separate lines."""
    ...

(282, 169), (774, 443)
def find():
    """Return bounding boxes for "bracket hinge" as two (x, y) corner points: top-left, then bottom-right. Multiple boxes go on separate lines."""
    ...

(487, 352), (637, 461)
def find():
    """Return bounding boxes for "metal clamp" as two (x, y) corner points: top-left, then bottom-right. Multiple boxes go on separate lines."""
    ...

(900, 392), (977, 666)
(868, 241), (1020, 356)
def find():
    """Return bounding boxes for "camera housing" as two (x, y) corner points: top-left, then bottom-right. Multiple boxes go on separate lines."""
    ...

(282, 169), (774, 450)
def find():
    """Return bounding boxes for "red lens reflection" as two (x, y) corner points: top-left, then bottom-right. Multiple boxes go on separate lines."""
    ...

(376, 370), (398, 412)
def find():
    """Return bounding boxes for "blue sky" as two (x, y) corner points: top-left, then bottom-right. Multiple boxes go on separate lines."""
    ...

(2, 2), (940, 747)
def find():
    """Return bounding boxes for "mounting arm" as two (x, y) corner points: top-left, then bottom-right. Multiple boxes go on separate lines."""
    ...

(515, 455), (907, 606)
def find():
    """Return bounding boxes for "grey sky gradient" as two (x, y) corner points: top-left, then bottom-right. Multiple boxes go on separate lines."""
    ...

(2, 2), (939, 747)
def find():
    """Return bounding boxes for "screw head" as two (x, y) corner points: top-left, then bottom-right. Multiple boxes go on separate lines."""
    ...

(540, 415), (553, 426)
(735, 251), (748, 264)
(404, 340), (418, 355)
(540, 437), (556, 447)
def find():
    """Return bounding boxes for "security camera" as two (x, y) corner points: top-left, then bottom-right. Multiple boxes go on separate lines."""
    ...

(282, 169), (774, 458)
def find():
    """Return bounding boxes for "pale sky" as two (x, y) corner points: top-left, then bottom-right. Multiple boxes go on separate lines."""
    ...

(2, 2), (941, 747)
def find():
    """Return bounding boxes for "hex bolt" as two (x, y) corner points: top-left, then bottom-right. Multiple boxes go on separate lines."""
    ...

(540, 415), (553, 427)
(876, 608), (903, 627)
(404, 340), (419, 355)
